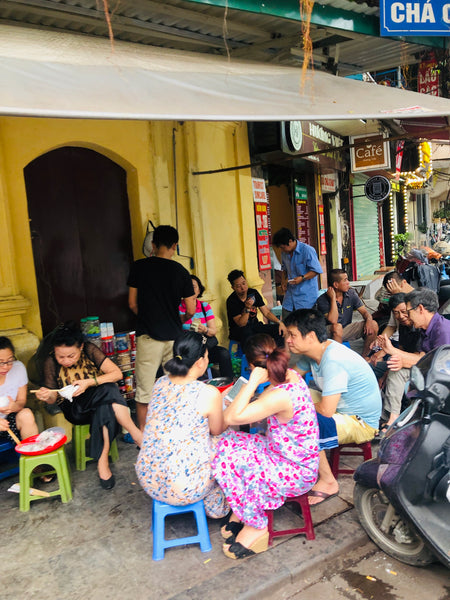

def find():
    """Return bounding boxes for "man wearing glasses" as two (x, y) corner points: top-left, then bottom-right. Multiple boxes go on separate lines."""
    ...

(377, 288), (450, 431)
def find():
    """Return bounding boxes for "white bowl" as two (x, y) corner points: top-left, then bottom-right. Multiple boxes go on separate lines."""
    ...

(58, 385), (79, 401)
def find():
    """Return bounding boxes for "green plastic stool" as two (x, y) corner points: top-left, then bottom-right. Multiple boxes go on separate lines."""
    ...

(73, 424), (119, 471)
(19, 446), (72, 512)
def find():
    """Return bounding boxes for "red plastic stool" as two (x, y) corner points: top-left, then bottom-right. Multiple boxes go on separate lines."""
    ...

(329, 441), (372, 478)
(267, 493), (315, 546)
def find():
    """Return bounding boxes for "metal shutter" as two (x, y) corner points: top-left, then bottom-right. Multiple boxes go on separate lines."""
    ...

(353, 194), (381, 279)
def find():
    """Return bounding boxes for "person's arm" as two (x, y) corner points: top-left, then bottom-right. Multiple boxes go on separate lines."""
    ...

(288, 269), (319, 286)
(0, 384), (28, 415)
(357, 306), (378, 336)
(201, 386), (226, 435)
(314, 392), (341, 418)
(128, 287), (138, 315)
(232, 295), (256, 328)
(259, 305), (287, 336)
(181, 295), (196, 323)
(380, 334), (423, 369)
(71, 357), (122, 397)
(224, 367), (293, 426)
(323, 287), (338, 324)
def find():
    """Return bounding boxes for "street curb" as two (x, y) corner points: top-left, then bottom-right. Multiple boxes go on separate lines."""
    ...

(169, 508), (369, 600)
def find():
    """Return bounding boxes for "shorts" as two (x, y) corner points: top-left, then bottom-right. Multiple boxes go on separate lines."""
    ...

(309, 388), (377, 445)
(135, 335), (174, 404)
(327, 321), (365, 341)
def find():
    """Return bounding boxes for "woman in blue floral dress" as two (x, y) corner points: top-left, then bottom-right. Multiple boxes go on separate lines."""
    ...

(135, 331), (229, 518)
(212, 334), (319, 559)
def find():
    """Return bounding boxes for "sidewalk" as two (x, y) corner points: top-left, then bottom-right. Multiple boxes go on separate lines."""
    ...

(0, 437), (374, 600)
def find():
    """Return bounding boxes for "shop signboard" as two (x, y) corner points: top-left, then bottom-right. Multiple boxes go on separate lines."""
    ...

(320, 170), (337, 193)
(350, 132), (391, 173)
(380, 0), (450, 36)
(295, 184), (311, 246)
(318, 205), (327, 255)
(418, 59), (440, 96)
(281, 121), (345, 171)
(252, 178), (271, 271)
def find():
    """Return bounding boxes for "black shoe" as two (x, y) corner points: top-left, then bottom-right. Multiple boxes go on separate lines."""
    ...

(99, 475), (115, 490)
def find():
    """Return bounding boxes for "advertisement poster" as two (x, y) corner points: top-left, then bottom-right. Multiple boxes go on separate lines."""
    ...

(252, 178), (271, 271)
(295, 184), (311, 246)
(318, 205), (327, 255)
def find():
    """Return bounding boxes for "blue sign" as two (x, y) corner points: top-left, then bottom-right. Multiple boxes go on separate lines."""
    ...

(380, 1), (450, 36)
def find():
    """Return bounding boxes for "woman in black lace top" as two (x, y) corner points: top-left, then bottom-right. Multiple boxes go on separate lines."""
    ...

(36, 322), (142, 490)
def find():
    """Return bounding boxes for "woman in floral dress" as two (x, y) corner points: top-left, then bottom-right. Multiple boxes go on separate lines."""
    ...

(212, 334), (319, 559)
(135, 331), (229, 518)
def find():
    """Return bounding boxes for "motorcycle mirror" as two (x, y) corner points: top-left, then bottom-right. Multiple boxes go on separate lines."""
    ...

(410, 365), (425, 391)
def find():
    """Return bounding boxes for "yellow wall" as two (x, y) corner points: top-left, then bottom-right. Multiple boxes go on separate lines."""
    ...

(0, 117), (259, 347)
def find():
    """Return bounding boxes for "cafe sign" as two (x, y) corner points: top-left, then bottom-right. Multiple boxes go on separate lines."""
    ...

(350, 133), (391, 173)
(281, 121), (345, 171)
(380, 0), (450, 36)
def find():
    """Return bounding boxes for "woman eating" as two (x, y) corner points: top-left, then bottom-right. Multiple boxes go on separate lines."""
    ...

(36, 322), (142, 490)
(0, 336), (39, 443)
(135, 330), (229, 518)
(179, 275), (234, 380)
(212, 334), (319, 559)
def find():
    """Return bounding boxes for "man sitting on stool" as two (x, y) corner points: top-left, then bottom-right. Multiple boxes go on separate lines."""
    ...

(285, 309), (381, 505)
(226, 269), (286, 350)
(316, 268), (378, 358)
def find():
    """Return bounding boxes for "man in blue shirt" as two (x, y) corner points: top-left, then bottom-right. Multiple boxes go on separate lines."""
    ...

(285, 309), (381, 505)
(272, 228), (323, 321)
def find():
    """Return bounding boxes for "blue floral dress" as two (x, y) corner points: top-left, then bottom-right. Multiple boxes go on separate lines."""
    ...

(135, 375), (229, 518)
(212, 380), (319, 529)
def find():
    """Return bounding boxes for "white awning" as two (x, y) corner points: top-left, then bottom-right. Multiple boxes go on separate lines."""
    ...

(1, 25), (450, 121)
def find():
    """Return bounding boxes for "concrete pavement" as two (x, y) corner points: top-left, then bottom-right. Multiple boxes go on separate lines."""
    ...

(0, 437), (373, 600)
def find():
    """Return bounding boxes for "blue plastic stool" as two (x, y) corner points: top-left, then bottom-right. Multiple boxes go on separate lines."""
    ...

(228, 340), (243, 358)
(342, 341), (351, 348)
(151, 499), (212, 561)
(0, 439), (20, 481)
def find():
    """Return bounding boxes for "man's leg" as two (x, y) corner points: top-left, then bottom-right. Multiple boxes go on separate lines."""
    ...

(309, 450), (340, 505)
(135, 335), (167, 430)
(383, 368), (411, 427)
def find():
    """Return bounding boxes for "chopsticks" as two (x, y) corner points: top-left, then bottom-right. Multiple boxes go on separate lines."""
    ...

(7, 428), (21, 445)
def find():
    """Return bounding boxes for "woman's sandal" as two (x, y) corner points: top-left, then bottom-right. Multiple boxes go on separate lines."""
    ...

(223, 531), (269, 560)
(221, 520), (244, 542)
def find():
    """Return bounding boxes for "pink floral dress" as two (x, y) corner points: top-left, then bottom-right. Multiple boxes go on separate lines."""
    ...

(212, 380), (319, 529)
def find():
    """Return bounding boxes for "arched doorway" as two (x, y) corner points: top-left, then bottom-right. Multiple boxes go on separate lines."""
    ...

(24, 146), (135, 335)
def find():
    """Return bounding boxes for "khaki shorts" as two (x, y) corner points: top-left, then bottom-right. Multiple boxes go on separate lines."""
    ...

(135, 335), (174, 404)
(327, 321), (365, 341)
(309, 388), (377, 445)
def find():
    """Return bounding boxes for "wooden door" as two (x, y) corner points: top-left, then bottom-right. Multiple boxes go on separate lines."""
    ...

(25, 146), (135, 335)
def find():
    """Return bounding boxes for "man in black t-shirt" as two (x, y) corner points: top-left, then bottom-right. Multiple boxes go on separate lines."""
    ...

(226, 269), (286, 349)
(128, 226), (195, 429)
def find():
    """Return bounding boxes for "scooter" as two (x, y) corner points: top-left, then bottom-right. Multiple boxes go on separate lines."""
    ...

(353, 345), (450, 568)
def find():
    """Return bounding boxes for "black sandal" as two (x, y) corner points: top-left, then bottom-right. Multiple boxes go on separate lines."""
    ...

(221, 520), (244, 541)
(223, 532), (269, 559)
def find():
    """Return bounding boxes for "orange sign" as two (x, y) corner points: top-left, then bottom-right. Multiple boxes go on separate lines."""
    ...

(350, 133), (391, 172)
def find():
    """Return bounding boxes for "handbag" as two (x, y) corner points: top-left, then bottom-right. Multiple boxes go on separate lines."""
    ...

(200, 302), (218, 350)
(142, 219), (157, 257)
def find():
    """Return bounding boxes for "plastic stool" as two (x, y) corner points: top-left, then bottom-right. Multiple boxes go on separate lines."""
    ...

(267, 493), (315, 546)
(19, 446), (72, 511)
(342, 341), (351, 348)
(329, 441), (373, 478)
(151, 499), (212, 560)
(73, 424), (119, 471)
(228, 340), (243, 358)
(0, 439), (20, 481)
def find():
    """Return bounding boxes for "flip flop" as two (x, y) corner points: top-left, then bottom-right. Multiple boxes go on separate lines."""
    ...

(308, 490), (339, 506)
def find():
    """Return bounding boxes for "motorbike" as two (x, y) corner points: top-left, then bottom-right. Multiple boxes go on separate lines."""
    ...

(353, 345), (450, 567)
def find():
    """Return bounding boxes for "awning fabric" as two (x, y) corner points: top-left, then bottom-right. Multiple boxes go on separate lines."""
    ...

(1, 25), (450, 122)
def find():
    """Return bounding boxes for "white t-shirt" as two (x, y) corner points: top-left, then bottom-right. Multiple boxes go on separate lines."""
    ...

(0, 360), (28, 402)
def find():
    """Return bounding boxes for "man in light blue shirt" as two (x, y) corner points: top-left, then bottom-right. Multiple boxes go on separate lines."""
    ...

(285, 309), (381, 505)
(273, 228), (323, 321)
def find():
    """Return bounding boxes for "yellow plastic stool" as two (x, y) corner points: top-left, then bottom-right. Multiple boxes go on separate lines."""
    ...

(19, 446), (72, 512)
(73, 424), (119, 471)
